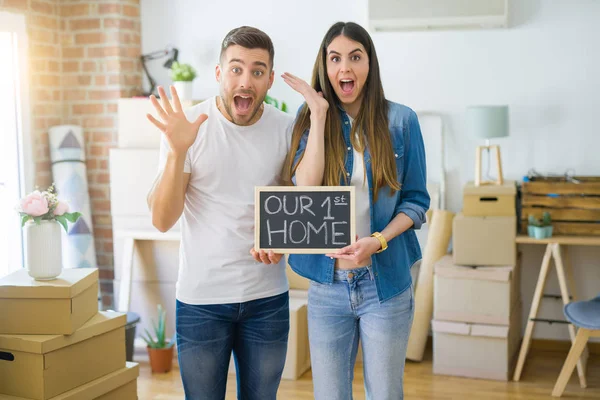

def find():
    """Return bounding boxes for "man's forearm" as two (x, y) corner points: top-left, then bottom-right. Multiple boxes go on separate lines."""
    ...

(149, 152), (187, 232)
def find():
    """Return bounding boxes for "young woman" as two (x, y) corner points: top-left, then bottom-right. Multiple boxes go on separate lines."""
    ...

(282, 22), (430, 399)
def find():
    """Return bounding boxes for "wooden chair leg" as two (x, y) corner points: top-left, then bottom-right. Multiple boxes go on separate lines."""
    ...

(561, 246), (590, 375)
(552, 244), (588, 388)
(552, 328), (591, 397)
(514, 243), (553, 381)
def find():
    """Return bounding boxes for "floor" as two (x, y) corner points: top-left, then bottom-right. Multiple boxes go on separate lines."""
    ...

(137, 348), (600, 399)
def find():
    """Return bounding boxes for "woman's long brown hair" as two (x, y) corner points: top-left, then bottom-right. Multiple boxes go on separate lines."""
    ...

(282, 22), (400, 201)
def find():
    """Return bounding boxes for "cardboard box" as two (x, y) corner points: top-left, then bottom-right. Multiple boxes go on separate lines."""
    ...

(0, 362), (138, 400)
(434, 254), (520, 325)
(283, 297), (311, 380)
(228, 296), (310, 380)
(452, 214), (516, 266)
(463, 181), (516, 217)
(0, 312), (126, 400)
(286, 263), (310, 291)
(95, 380), (136, 400)
(0, 268), (98, 335)
(432, 303), (521, 381)
(109, 148), (160, 217)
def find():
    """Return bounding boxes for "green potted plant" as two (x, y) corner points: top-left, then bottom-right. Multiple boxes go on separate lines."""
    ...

(170, 61), (197, 101)
(528, 212), (553, 239)
(264, 94), (288, 112)
(141, 304), (176, 373)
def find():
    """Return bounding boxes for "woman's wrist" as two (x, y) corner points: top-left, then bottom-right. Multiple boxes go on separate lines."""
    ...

(310, 112), (327, 124)
(370, 232), (388, 253)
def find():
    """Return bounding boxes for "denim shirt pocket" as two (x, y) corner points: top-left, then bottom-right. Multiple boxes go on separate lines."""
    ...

(393, 144), (405, 183)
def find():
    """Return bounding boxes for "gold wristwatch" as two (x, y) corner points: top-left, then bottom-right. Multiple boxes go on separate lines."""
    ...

(370, 232), (388, 253)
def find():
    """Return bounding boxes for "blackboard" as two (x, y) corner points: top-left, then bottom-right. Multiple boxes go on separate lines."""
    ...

(255, 186), (356, 254)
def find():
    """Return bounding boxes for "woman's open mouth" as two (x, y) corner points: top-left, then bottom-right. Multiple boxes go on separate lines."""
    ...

(339, 79), (355, 95)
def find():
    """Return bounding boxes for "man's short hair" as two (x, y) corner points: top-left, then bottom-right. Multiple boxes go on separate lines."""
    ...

(220, 26), (274, 69)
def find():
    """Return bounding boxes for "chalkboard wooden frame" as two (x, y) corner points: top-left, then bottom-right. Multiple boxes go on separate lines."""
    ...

(254, 186), (356, 254)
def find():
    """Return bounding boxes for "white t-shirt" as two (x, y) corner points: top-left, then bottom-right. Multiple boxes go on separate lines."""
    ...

(158, 96), (294, 305)
(348, 116), (371, 239)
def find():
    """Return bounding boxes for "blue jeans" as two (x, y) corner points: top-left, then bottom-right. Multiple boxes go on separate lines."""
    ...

(308, 267), (414, 400)
(176, 292), (289, 400)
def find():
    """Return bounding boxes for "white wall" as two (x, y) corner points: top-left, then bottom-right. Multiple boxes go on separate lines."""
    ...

(140, 0), (600, 341)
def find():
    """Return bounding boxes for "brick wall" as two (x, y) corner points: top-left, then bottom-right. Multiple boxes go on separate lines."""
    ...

(0, 0), (142, 308)
(60, 1), (142, 308)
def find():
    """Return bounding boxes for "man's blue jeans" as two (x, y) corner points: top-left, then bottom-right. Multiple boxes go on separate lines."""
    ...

(176, 292), (289, 399)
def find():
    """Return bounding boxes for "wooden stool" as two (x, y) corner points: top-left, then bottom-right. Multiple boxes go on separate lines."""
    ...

(552, 296), (600, 397)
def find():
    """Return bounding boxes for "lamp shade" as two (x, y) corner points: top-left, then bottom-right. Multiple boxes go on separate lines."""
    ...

(467, 105), (509, 139)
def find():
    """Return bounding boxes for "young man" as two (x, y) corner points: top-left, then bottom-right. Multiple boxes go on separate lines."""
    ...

(147, 26), (293, 399)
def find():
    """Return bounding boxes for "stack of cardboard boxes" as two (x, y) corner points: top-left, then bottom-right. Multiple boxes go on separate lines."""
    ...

(432, 181), (521, 381)
(0, 268), (139, 399)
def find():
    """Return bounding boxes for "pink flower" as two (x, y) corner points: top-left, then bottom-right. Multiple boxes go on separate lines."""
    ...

(20, 191), (49, 217)
(53, 201), (69, 216)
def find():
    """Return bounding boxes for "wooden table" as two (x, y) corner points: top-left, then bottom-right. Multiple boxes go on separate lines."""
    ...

(513, 234), (600, 387)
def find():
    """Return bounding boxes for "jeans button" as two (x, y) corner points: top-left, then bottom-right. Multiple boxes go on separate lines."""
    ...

(347, 272), (354, 280)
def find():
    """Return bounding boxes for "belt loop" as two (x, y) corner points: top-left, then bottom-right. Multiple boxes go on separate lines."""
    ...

(367, 265), (374, 281)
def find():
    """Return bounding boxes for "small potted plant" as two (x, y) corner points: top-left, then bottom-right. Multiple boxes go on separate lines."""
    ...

(528, 212), (553, 239)
(141, 304), (176, 373)
(264, 94), (288, 112)
(169, 61), (196, 101)
(17, 184), (81, 280)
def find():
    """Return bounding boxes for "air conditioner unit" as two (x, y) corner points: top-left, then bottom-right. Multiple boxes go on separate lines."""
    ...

(369, 0), (509, 32)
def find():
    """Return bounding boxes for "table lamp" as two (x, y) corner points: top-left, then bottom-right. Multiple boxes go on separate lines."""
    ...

(467, 105), (509, 186)
(140, 46), (179, 97)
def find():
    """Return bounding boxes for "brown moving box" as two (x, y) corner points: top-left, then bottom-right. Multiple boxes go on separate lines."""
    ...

(434, 254), (521, 325)
(0, 268), (98, 335)
(432, 302), (521, 381)
(463, 181), (516, 217)
(95, 381), (136, 400)
(282, 297), (311, 380)
(286, 262), (310, 291)
(452, 213), (516, 266)
(0, 362), (138, 400)
(0, 312), (126, 400)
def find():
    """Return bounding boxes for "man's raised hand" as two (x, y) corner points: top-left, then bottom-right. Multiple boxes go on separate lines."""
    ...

(146, 85), (208, 155)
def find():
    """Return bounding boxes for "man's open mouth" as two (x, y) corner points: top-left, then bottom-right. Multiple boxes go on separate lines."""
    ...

(234, 94), (254, 113)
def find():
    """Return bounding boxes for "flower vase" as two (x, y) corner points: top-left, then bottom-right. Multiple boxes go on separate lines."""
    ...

(24, 220), (63, 280)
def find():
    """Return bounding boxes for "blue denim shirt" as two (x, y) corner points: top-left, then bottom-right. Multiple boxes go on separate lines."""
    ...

(288, 101), (430, 303)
